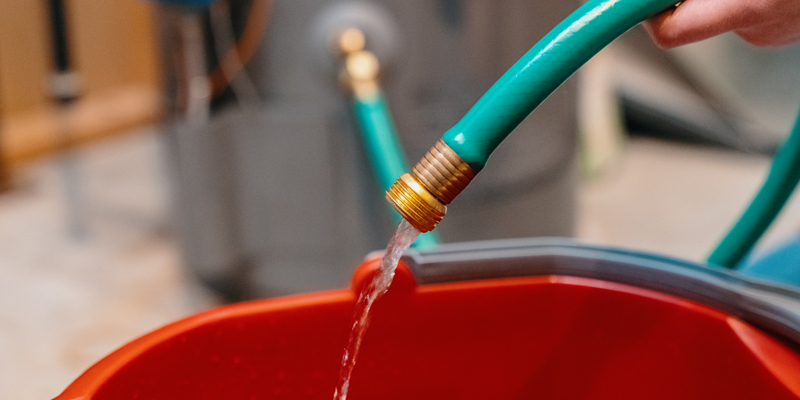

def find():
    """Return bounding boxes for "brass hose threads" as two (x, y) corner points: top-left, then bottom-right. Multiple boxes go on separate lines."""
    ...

(386, 174), (446, 233)
(386, 140), (477, 232)
(413, 140), (477, 204)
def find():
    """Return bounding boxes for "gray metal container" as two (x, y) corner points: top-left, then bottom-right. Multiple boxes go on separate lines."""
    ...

(161, 0), (579, 298)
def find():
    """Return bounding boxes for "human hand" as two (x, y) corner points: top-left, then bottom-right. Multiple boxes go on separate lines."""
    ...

(644, 0), (800, 48)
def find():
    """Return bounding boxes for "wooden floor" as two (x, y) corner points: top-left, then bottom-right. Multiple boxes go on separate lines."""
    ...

(1, 128), (799, 400)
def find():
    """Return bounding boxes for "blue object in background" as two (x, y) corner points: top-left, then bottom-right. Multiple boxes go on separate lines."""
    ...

(739, 234), (800, 288)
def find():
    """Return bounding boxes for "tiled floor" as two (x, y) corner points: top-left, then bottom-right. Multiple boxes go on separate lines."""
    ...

(1, 128), (799, 400)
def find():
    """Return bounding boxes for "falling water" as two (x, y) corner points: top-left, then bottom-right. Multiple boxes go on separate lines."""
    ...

(333, 219), (421, 400)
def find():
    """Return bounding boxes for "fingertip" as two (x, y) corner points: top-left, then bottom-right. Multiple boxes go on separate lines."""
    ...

(645, 0), (758, 48)
(649, 31), (686, 49)
(644, 12), (684, 49)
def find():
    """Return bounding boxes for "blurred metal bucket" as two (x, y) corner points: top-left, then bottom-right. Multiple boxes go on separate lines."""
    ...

(159, 0), (579, 298)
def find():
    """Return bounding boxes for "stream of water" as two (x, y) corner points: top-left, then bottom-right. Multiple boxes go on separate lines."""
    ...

(333, 219), (421, 400)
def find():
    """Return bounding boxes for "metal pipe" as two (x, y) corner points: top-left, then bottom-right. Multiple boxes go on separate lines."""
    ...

(46, 0), (86, 238)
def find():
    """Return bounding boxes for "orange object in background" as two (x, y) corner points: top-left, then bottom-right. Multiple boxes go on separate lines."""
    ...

(54, 240), (800, 400)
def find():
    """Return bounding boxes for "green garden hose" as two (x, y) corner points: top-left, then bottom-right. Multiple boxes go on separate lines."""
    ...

(388, 0), (800, 269)
(708, 110), (800, 268)
(353, 90), (440, 249)
(339, 27), (439, 248)
(388, 0), (680, 232)
(441, 0), (680, 170)
(353, 91), (409, 196)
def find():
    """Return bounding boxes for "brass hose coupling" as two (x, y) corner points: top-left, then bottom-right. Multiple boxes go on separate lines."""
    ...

(386, 140), (477, 232)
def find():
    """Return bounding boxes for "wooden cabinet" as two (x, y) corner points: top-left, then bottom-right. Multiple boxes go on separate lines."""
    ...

(0, 0), (162, 168)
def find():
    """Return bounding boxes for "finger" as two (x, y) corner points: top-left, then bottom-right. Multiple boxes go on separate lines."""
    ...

(735, 1), (800, 46)
(645, 0), (753, 48)
(736, 24), (800, 47)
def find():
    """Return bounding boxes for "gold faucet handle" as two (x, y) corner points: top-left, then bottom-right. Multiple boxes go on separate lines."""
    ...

(338, 28), (366, 54)
(337, 28), (380, 98)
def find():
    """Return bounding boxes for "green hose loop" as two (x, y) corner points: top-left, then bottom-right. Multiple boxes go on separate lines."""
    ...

(353, 90), (440, 249)
(442, 0), (678, 170)
(435, 0), (800, 269)
(708, 109), (800, 269)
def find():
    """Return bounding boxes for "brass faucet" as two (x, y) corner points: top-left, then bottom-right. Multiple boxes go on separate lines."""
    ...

(337, 28), (477, 233)
(337, 28), (380, 99)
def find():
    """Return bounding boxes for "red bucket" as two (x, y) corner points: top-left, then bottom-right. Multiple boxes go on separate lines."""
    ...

(55, 239), (800, 400)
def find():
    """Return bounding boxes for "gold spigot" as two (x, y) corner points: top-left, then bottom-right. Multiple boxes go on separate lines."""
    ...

(338, 28), (366, 54)
(335, 28), (477, 233)
(386, 140), (477, 232)
(337, 28), (380, 98)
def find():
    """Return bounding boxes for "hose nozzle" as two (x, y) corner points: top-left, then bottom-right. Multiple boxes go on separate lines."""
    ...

(386, 140), (476, 232)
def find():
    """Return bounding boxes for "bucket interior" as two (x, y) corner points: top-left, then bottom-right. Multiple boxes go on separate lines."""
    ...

(58, 258), (800, 400)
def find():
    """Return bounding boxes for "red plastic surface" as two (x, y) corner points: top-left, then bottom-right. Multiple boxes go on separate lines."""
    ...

(55, 257), (800, 400)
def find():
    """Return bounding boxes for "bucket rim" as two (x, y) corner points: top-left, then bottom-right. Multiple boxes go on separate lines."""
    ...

(397, 237), (800, 346)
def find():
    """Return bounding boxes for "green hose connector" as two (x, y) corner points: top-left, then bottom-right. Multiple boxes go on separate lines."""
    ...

(442, 0), (679, 170)
(353, 91), (440, 249)
(708, 109), (800, 269)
